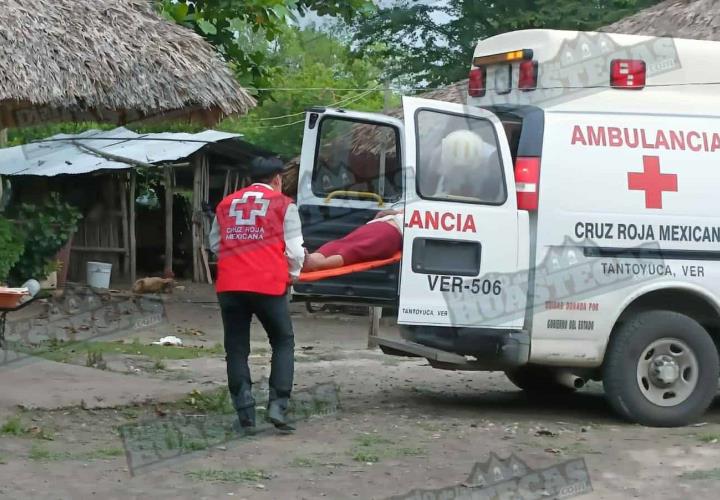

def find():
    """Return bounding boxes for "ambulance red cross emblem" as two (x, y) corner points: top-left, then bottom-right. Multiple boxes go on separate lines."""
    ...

(627, 155), (677, 209)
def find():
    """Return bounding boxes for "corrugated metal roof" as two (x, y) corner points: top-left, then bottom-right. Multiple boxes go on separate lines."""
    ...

(0, 127), (242, 176)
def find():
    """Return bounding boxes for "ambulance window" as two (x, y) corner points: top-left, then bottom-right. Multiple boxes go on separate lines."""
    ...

(312, 117), (402, 202)
(416, 110), (506, 205)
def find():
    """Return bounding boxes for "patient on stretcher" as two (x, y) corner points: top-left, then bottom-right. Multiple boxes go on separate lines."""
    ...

(302, 209), (403, 272)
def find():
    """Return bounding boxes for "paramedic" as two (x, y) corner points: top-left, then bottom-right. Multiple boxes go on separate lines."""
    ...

(209, 157), (305, 432)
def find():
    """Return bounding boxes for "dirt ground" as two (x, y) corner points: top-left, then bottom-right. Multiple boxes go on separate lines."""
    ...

(2, 283), (720, 499)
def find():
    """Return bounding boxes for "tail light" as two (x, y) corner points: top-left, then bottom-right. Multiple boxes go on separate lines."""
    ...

(610, 59), (646, 89)
(468, 67), (486, 97)
(518, 60), (538, 91)
(514, 157), (541, 211)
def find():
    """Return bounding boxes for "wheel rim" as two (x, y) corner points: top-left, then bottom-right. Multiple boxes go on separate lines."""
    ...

(636, 337), (699, 407)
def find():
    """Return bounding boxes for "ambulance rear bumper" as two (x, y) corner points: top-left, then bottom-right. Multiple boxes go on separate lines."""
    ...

(377, 327), (530, 371)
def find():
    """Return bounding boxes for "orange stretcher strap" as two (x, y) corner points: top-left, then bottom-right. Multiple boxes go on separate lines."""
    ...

(298, 251), (402, 282)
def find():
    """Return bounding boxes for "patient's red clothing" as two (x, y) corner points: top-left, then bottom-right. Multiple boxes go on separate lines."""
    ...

(316, 221), (402, 266)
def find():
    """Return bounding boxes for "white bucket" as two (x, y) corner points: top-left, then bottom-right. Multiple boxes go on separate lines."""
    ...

(86, 261), (112, 289)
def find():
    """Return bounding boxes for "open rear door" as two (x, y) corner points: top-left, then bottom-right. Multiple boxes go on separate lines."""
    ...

(398, 97), (528, 329)
(294, 107), (404, 304)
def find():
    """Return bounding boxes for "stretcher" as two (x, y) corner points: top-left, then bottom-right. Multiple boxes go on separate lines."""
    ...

(298, 252), (402, 282)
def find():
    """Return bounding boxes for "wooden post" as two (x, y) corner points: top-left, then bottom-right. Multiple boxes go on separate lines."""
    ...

(201, 156), (213, 284)
(129, 171), (137, 284)
(223, 170), (230, 198)
(120, 173), (130, 278)
(0, 128), (7, 147)
(163, 166), (174, 278)
(367, 306), (382, 349)
(191, 155), (203, 283)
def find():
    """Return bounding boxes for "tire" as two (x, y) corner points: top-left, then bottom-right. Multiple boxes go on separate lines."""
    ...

(603, 310), (719, 427)
(505, 366), (577, 394)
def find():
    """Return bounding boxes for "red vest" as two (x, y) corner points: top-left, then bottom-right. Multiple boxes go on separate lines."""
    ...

(215, 184), (292, 295)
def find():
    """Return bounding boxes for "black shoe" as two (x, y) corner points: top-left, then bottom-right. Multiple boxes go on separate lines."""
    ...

(232, 418), (256, 436)
(230, 386), (255, 434)
(266, 400), (295, 433)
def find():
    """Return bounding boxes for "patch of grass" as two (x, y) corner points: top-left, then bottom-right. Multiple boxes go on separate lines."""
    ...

(352, 450), (381, 463)
(1, 416), (24, 436)
(86, 349), (107, 369)
(697, 433), (720, 444)
(350, 433), (425, 463)
(680, 468), (720, 480)
(29, 444), (124, 461)
(0, 416), (52, 440)
(289, 456), (320, 468)
(183, 440), (208, 452)
(82, 447), (124, 459)
(28, 444), (61, 461)
(354, 434), (393, 447)
(185, 388), (234, 414)
(185, 468), (269, 483)
(120, 407), (140, 420)
(25, 339), (225, 364)
(153, 359), (166, 370)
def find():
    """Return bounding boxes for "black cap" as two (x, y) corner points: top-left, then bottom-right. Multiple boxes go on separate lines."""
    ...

(250, 156), (284, 180)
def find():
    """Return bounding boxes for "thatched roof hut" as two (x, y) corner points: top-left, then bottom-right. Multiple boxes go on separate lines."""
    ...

(0, 0), (256, 128)
(601, 0), (720, 39)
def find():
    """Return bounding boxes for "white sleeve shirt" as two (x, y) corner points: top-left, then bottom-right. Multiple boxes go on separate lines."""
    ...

(209, 216), (221, 255)
(283, 203), (305, 279)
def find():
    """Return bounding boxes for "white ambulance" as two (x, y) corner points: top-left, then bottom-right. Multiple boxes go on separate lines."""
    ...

(294, 29), (720, 427)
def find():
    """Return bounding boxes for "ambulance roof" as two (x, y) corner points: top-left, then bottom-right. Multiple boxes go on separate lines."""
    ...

(469, 29), (720, 115)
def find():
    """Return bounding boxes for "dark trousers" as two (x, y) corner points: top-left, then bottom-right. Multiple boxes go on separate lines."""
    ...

(218, 291), (295, 406)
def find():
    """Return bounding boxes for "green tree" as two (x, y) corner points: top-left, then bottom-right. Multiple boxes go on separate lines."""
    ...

(218, 27), (397, 157)
(353, 0), (664, 88)
(159, 0), (376, 100)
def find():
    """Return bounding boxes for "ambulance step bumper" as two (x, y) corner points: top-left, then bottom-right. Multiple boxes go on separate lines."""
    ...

(376, 333), (529, 371)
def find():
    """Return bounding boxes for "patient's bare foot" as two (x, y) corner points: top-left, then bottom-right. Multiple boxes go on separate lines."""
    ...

(303, 253), (344, 272)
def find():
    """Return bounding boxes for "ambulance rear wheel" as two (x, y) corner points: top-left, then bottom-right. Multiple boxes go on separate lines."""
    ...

(505, 366), (577, 394)
(603, 310), (718, 427)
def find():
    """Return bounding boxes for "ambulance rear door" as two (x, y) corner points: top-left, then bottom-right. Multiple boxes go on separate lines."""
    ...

(398, 97), (528, 329)
(294, 107), (405, 303)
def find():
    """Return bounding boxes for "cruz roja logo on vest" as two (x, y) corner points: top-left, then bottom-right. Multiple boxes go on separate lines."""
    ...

(229, 191), (269, 225)
(226, 191), (270, 241)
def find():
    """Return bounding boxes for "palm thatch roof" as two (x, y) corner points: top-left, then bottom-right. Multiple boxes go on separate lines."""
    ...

(601, 0), (720, 39)
(0, 0), (256, 128)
